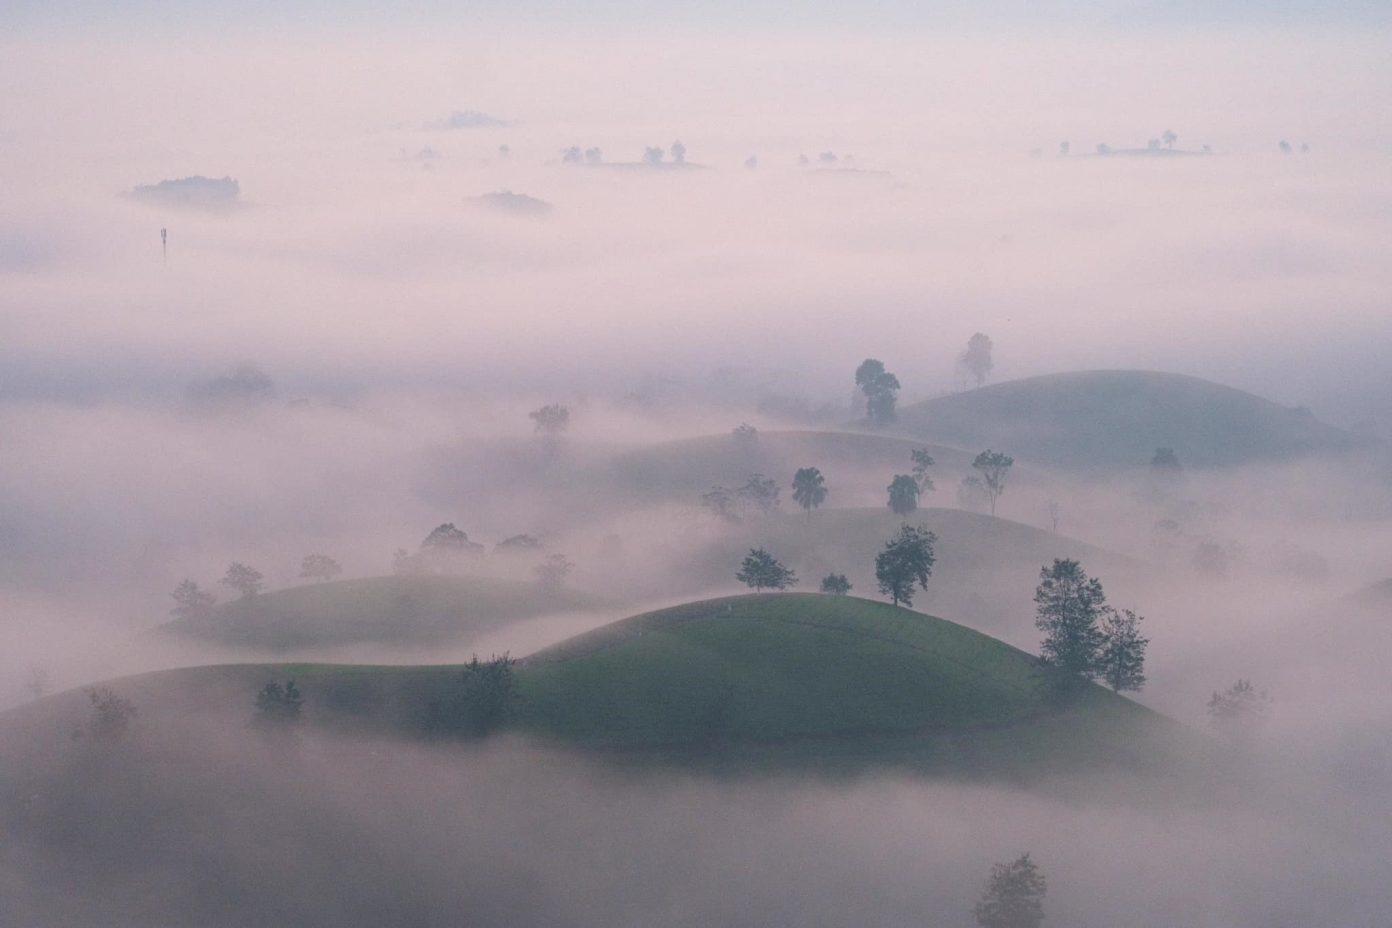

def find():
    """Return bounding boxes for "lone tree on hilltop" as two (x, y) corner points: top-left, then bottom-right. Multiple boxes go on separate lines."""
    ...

(958, 333), (995, 388)
(910, 448), (935, 493)
(170, 579), (216, 619)
(972, 450), (1013, 516)
(80, 688), (136, 739)
(529, 403), (570, 435)
(974, 853), (1046, 928)
(221, 562), (264, 598)
(875, 523), (936, 608)
(299, 554), (342, 583)
(820, 573), (852, 595)
(428, 655), (520, 739)
(855, 358), (901, 425)
(1097, 607), (1148, 693)
(887, 474), (920, 515)
(737, 548), (797, 591)
(792, 467), (828, 519)
(254, 680), (303, 725)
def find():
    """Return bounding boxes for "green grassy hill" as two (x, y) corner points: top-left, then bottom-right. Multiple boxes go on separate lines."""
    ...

(33, 594), (1191, 781)
(156, 574), (603, 651)
(895, 370), (1364, 471)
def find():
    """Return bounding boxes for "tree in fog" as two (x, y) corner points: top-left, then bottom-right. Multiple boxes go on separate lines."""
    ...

(957, 476), (990, 513)
(971, 450), (1013, 516)
(736, 473), (781, 515)
(1097, 608), (1148, 692)
(221, 562), (264, 598)
(670, 140), (687, 164)
(25, 664), (50, 701)
(535, 553), (574, 590)
(974, 853), (1046, 928)
(254, 680), (303, 725)
(958, 332), (995, 388)
(299, 554), (342, 583)
(737, 548), (797, 591)
(1148, 446), (1184, 498)
(701, 485), (741, 522)
(855, 358), (901, 425)
(429, 655), (519, 739)
(1192, 539), (1232, 578)
(910, 448), (936, 493)
(494, 534), (542, 555)
(170, 579), (217, 618)
(81, 687), (136, 739)
(875, 523), (936, 607)
(643, 146), (665, 165)
(887, 474), (920, 515)
(1162, 129), (1178, 149)
(529, 403), (570, 435)
(1046, 499), (1060, 534)
(1208, 680), (1271, 737)
(791, 467), (828, 519)
(1034, 558), (1107, 680)
(820, 573), (852, 595)
(422, 523), (484, 553)
(732, 422), (759, 451)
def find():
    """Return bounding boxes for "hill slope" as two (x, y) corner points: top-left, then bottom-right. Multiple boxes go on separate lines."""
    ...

(156, 574), (602, 651)
(896, 370), (1363, 471)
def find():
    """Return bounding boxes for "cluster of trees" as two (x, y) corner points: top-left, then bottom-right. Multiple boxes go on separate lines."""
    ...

(702, 474), (781, 521)
(1034, 559), (1148, 693)
(734, 521), (936, 608)
(856, 336), (995, 424)
(170, 554), (347, 619)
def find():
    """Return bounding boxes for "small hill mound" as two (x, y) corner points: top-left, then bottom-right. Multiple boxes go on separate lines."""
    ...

(896, 370), (1363, 471)
(515, 594), (1176, 775)
(156, 575), (601, 651)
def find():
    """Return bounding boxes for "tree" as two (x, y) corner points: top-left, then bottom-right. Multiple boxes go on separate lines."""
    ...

(428, 655), (519, 739)
(220, 562), (264, 598)
(254, 680), (303, 724)
(1046, 499), (1060, 534)
(701, 485), (740, 522)
(422, 523), (484, 553)
(535, 553), (574, 590)
(820, 573), (852, 595)
(971, 450), (1013, 516)
(957, 476), (990, 513)
(1208, 680), (1270, 738)
(736, 548), (797, 591)
(1097, 607), (1148, 692)
(854, 358), (901, 425)
(529, 403), (570, 435)
(910, 448), (935, 493)
(26, 664), (50, 701)
(1148, 447), (1184, 498)
(731, 422), (759, 448)
(670, 140), (687, 164)
(792, 467), (828, 519)
(643, 146), (665, 165)
(170, 579), (217, 618)
(299, 554), (342, 583)
(875, 523), (936, 607)
(958, 333), (995, 388)
(81, 688), (136, 739)
(887, 474), (920, 515)
(736, 473), (780, 516)
(1162, 129), (1178, 149)
(1034, 558), (1107, 680)
(974, 853), (1046, 928)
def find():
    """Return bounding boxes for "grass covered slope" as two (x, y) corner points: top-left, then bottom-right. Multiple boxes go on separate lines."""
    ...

(896, 370), (1363, 471)
(157, 574), (602, 651)
(515, 594), (1176, 776)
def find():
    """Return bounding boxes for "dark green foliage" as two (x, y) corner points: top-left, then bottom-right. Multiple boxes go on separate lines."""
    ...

(971, 450), (1013, 516)
(886, 474), (920, 515)
(1097, 608), (1148, 692)
(428, 655), (520, 739)
(820, 573), (852, 595)
(254, 680), (303, 724)
(974, 853), (1046, 928)
(299, 554), (342, 583)
(855, 358), (901, 425)
(220, 562), (264, 598)
(910, 448), (935, 492)
(874, 523), (936, 607)
(736, 548), (797, 591)
(81, 688), (136, 739)
(1034, 559), (1107, 680)
(791, 467), (828, 518)
(169, 579), (216, 619)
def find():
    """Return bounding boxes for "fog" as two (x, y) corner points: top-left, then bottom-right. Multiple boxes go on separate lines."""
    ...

(2, 4), (1391, 926)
